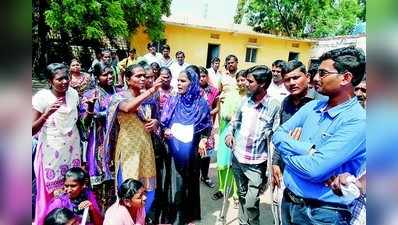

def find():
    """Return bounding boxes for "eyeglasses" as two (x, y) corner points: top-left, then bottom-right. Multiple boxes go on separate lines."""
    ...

(354, 87), (367, 93)
(316, 69), (340, 78)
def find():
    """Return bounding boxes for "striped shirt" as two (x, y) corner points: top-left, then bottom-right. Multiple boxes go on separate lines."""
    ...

(227, 95), (280, 164)
(351, 194), (366, 225)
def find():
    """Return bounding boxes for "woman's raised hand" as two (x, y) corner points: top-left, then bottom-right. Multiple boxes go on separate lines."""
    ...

(152, 74), (167, 91)
(43, 97), (64, 119)
(78, 200), (93, 210)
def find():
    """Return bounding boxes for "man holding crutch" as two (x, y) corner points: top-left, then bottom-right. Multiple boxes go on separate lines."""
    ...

(225, 65), (280, 225)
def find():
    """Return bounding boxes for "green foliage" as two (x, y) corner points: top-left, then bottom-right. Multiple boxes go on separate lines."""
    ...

(33, 0), (171, 77)
(43, 0), (171, 43)
(239, 0), (365, 38)
(234, 0), (247, 24)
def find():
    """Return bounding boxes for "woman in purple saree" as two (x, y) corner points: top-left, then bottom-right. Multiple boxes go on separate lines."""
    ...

(80, 63), (119, 211)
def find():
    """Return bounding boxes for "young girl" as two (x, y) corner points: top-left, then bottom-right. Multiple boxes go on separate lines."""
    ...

(44, 208), (80, 225)
(47, 167), (103, 225)
(104, 179), (147, 225)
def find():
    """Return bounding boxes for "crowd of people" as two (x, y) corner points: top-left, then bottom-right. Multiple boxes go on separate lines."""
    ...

(32, 42), (366, 225)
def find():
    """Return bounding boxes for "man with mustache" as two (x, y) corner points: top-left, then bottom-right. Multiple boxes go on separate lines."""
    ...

(270, 60), (322, 225)
(268, 60), (289, 104)
(354, 80), (367, 108)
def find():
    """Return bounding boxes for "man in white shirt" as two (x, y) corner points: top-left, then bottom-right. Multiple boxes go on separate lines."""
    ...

(207, 57), (222, 89)
(169, 50), (189, 89)
(268, 59), (289, 103)
(89, 49), (102, 73)
(142, 42), (162, 65)
(159, 44), (174, 68)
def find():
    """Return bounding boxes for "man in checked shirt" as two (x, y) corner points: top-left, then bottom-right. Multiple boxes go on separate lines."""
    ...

(225, 65), (280, 225)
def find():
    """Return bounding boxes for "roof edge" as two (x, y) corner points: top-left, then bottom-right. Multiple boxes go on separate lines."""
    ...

(163, 20), (317, 43)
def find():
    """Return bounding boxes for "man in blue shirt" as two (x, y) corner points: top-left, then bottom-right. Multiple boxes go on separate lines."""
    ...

(272, 46), (366, 225)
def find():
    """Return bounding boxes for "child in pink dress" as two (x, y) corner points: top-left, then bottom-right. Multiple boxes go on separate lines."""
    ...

(104, 179), (146, 225)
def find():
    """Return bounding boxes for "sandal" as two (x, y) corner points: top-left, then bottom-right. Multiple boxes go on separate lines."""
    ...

(201, 177), (216, 188)
(211, 191), (224, 200)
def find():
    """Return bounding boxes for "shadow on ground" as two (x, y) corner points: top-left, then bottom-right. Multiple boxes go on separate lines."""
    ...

(196, 156), (275, 225)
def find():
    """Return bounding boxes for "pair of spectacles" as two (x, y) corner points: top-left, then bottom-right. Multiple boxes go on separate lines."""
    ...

(354, 87), (367, 93)
(316, 69), (340, 78)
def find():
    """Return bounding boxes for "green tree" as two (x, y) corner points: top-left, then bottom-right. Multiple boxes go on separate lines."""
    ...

(234, 0), (248, 24)
(33, 0), (171, 77)
(237, 0), (365, 38)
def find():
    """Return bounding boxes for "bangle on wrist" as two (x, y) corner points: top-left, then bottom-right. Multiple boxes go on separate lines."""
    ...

(86, 111), (95, 115)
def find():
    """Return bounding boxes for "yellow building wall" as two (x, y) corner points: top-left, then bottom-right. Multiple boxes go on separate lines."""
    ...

(131, 25), (314, 70)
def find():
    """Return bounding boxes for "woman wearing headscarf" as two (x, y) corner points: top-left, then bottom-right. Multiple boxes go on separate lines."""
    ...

(161, 65), (212, 225)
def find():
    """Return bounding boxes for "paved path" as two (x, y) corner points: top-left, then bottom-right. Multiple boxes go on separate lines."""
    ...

(197, 157), (275, 225)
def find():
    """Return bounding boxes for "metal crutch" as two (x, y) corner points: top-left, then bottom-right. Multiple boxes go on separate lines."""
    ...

(217, 156), (233, 224)
(268, 134), (282, 225)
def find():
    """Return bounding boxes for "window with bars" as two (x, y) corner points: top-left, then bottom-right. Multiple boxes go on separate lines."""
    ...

(245, 48), (257, 63)
(288, 52), (299, 61)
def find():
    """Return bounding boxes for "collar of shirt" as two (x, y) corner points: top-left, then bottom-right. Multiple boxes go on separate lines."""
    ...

(285, 90), (315, 106)
(315, 97), (359, 118)
(211, 68), (221, 74)
(248, 94), (268, 109)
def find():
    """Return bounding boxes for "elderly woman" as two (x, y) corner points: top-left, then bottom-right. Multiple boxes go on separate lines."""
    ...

(104, 64), (163, 213)
(32, 63), (82, 225)
(161, 65), (212, 225)
(69, 58), (94, 97)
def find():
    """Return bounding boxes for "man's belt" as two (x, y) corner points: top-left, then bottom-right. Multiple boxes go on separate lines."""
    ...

(284, 188), (349, 210)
